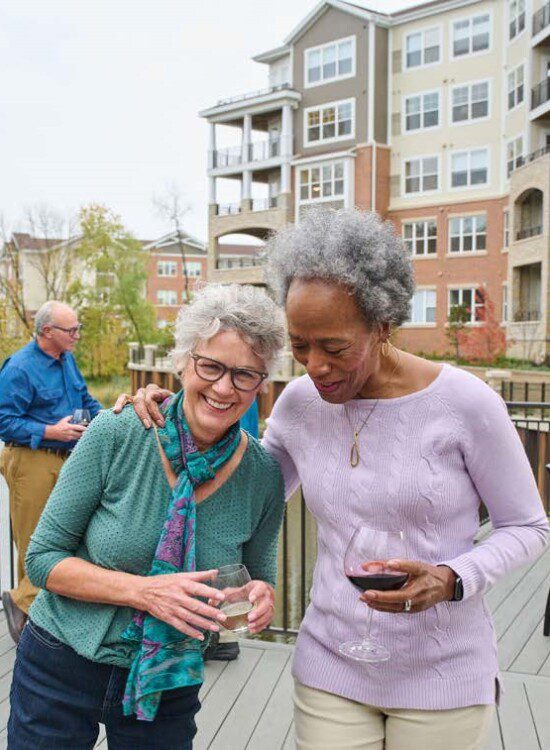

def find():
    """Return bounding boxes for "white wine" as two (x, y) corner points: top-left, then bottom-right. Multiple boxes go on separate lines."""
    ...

(221, 601), (253, 632)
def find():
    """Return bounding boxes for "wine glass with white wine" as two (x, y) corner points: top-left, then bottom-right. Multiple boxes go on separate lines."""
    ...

(211, 564), (253, 635)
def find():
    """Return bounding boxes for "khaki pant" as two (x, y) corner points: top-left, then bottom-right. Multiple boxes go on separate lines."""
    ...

(294, 679), (494, 750)
(0, 446), (65, 613)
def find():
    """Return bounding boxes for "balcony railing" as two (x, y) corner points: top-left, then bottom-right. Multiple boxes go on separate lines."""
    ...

(531, 78), (550, 110)
(216, 83), (292, 107)
(516, 225), (543, 241)
(533, 1), (550, 35)
(217, 203), (241, 216)
(211, 137), (287, 169)
(509, 145), (550, 174)
(251, 197), (278, 212)
(216, 255), (266, 270)
(513, 308), (541, 322)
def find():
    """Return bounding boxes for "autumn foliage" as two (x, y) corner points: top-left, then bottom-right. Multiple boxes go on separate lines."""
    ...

(457, 289), (506, 363)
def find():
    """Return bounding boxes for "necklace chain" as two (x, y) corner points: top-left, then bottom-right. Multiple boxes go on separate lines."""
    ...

(344, 346), (401, 468)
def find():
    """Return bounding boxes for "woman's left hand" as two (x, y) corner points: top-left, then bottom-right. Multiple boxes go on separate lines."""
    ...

(246, 580), (276, 634)
(360, 560), (456, 613)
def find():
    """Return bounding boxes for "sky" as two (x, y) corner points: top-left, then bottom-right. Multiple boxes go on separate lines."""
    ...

(1, 0), (421, 243)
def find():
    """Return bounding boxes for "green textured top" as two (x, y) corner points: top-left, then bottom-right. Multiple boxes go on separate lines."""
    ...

(26, 407), (284, 667)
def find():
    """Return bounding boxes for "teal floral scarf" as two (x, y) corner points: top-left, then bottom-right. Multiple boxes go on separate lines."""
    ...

(122, 390), (241, 721)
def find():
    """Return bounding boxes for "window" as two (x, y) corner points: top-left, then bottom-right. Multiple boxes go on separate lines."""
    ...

(508, 65), (524, 110)
(405, 27), (440, 69)
(509, 0), (525, 39)
(451, 148), (488, 188)
(451, 81), (489, 123)
(184, 261), (202, 278)
(502, 284), (508, 323)
(403, 220), (437, 255)
(404, 91), (439, 131)
(449, 215), (487, 253)
(157, 260), (177, 277)
(408, 289), (436, 324)
(157, 290), (177, 306)
(305, 100), (354, 145)
(504, 210), (510, 248)
(305, 36), (355, 86)
(452, 14), (490, 57)
(448, 287), (485, 323)
(507, 136), (524, 177)
(404, 156), (439, 194)
(299, 162), (345, 202)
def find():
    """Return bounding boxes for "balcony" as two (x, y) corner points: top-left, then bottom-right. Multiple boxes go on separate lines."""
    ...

(530, 78), (550, 121)
(516, 225), (543, 241)
(513, 308), (541, 322)
(216, 254), (265, 270)
(211, 138), (287, 171)
(532, 1), (550, 46)
(215, 83), (293, 107)
(199, 84), (300, 122)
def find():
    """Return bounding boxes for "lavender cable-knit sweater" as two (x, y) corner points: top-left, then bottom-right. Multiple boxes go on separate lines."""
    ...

(262, 364), (549, 710)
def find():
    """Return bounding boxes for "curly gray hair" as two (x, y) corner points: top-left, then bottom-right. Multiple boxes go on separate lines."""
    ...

(171, 283), (285, 376)
(266, 208), (415, 327)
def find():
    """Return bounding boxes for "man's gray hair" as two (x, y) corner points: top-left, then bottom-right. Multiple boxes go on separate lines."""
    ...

(34, 300), (60, 335)
(172, 283), (286, 376)
(266, 208), (415, 327)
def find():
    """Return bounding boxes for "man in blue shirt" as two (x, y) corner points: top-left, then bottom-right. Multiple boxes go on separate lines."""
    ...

(0, 300), (101, 642)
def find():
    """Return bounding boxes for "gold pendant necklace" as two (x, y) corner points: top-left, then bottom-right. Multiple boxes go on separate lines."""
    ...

(346, 401), (379, 468)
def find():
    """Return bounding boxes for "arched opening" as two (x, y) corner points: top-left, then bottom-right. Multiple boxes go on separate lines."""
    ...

(514, 188), (544, 241)
(217, 232), (266, 270)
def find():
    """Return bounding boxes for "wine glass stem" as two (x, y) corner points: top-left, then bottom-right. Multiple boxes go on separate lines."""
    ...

(364, 599), (374, 639)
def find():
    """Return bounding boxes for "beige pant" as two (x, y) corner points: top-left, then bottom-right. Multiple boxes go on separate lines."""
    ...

(0, 446), (65, 613)
(294, 679), (494, 750)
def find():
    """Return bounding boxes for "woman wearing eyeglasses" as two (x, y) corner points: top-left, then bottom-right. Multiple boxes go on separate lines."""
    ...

(8, 284), (286, 750)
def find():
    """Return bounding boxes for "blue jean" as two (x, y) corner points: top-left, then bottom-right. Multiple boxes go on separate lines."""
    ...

(8, 620), (201, 749)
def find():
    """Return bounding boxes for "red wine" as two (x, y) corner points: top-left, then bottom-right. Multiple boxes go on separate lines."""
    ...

(347, 573), (408, 591)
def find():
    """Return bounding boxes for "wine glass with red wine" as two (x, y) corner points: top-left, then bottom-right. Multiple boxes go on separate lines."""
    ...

(339, 526), (408, 663)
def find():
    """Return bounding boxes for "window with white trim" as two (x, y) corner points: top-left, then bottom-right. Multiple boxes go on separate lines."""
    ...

(405, 27), (440, 69)
(305, 100), (354, 145)
(452, 14), (490, 57)
(502, 284), (508, 323)
(507, 136), (524, 177)
(449, 215), (487, 253)
(504, 210), (510, 248)
(157, 260), (177, 277)
(404, 91), (439, 131)
(404, 156), (439, 194)
(451, 148), (488, 188)
(508, 65), (524, 110)
(157, 290), (177, 306)
(305, 37), (355, 86)
(408, 289), (436, 324)
(299, 162), (345, 202)
(403, 220), (437, 255)
(509, 0), (525, 40)
(448, 287), (485, 323)
(184, 261), (202, 278)
(451, 81), (489, 123)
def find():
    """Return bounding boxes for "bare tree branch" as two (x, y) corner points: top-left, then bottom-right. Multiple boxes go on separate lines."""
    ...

(153, 184), (193, 303)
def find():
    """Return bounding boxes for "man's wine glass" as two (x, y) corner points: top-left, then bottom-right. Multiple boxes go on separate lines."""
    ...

(211, 564), (253, 635)
(339, 527), (408, 663)
(72, 408), (91, 426)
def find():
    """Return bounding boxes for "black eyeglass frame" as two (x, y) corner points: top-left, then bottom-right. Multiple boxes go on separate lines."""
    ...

(50, 324), (84, 337)
(189, 353), (268, 392)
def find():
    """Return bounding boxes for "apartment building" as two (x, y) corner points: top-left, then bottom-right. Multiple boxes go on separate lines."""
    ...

(200, 0), (550, 360)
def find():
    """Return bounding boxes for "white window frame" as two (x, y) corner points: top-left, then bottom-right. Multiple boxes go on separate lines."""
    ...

(157, 260), (177, 277)
(404, 26), (442, 70)
(298, 160), (346, 204)
(184, 261), (202, 278)
(304, 98), (355, 147)
(450, 11), (492, 60)
(503, 210), (510, 251)
(450, 79), (491, 125)
(304, 35), (356, 88)
(448, 214), (487, 255)
(402, 219), (438, 257)
(447, 286), (485, 325)
(403, 89), (441, 133)
(156, 289), (178, 306)
(506, 135), (524, 178)
(502, 283), (508, 324)
(403, 154), (440, 197)
(404, 288), (437, 327)
(449, 147), (489, 189)
(509, 0), (526, 41)
(507, 64), (525, 111)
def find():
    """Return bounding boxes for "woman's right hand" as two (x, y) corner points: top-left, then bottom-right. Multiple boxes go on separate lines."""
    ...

(113, 384), (172, 429)
(136, 569), (227, 640)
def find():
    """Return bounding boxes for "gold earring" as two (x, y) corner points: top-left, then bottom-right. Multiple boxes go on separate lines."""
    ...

(380, 341), (391, 357)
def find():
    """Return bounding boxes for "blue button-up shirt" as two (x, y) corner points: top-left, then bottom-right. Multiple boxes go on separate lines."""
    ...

(0, 340), (102, 450)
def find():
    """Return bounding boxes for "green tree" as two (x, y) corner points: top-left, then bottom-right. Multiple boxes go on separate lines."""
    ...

(446, 303), (470, 360)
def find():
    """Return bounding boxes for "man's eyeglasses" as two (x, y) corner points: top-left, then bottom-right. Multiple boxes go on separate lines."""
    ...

(50, 324), (84, 337)
(190, 353), (267, 392)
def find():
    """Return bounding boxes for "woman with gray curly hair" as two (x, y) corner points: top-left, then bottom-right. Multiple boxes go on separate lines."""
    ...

(131, 209), (548, 750)
(8, 284), (286, 749)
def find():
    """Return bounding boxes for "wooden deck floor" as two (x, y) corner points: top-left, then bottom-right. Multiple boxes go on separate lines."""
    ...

(0, 545), (548, 749)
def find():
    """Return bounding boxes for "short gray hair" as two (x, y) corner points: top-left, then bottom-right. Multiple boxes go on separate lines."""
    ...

(34, 300), (60, 335)
(171, 283), (286, 376)
(266, 208), (415, 327)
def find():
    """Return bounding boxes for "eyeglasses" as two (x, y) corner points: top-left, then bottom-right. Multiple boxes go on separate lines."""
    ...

(50, 324), (84, 337)
(190, 353), (267, 392)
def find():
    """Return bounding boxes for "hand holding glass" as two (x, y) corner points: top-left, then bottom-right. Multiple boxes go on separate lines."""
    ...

(72, 409), (91, 426)
(339, 527), (408, 663)
(211, 564), (253, 635)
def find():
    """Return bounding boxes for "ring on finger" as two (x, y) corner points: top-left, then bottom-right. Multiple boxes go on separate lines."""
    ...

(403, 599), (413, 613)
